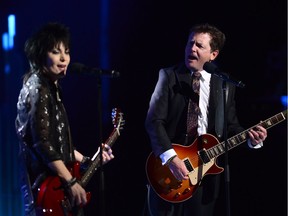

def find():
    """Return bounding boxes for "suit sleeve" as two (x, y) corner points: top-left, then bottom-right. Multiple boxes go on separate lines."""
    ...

(145, 69), (173, 157)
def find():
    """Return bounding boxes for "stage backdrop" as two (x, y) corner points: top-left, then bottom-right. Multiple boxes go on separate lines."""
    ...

(0, 0), (287, 215)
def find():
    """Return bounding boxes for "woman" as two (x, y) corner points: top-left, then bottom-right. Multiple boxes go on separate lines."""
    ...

(15, 22), (114, 216)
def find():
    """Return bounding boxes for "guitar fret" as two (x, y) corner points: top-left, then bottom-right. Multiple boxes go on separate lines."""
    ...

(107, 132), (118, 145)
(213, 147), (218, 155)
(274, 115), (283, 124)
(272, 117), (279, 124)
(207, 150), (213, 158)
(273, 114), (283, 124)
(266, 119), (273, 127)
(212, 145), (222, 157)
(210, 149), (216, 157)
(213, 146), (219, 155)
(216, 144), (224, 153)
(240, 132), (247, 141)
(228, 138), (236, 148)
(217, 143), (225, 155)
(216, 145), (224, 156)
(208, 149), (214, 158)
(233, 132), (247, 146)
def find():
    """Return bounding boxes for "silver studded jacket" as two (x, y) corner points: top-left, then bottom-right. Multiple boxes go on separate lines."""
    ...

(15, 72), (75, 204)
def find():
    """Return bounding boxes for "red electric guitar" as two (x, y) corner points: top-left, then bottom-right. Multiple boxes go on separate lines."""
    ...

(35, 108), (125, 215)
(146, 109), (287, 203)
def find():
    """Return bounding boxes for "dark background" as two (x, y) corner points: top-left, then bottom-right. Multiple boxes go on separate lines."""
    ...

(0, 0), (287, 215)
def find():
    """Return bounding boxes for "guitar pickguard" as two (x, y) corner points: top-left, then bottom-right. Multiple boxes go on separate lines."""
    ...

(187, 158), (215, 185)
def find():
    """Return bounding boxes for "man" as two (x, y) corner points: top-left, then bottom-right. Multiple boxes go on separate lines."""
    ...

(144, 23), (267, 216)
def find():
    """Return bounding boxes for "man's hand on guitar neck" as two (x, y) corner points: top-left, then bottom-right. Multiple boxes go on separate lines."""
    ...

(167, 156), (189, 181)
(248, 125), (267, 147)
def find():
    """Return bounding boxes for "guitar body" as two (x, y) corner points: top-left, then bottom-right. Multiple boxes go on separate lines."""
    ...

(36, 162), (91, 216)
(146, 134), (224, 203)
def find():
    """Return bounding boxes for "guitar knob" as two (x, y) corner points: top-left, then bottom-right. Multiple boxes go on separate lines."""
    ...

(183, 188), (191, 194)
(174, 192), (181, 199)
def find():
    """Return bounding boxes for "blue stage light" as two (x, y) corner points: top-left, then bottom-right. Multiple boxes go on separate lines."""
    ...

(2, 14), (15, 51)
(281, 95), (287, 108)
(2, 33), (9, 51)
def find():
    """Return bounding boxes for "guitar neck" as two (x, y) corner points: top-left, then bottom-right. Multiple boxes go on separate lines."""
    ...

(80, 128), (120, 187)
(207, 110), (287, 159)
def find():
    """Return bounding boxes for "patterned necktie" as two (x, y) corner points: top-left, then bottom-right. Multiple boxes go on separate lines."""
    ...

(187, 72), (201, 140)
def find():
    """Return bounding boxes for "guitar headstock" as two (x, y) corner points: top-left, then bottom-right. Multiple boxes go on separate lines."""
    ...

(111, 108), (125, 131)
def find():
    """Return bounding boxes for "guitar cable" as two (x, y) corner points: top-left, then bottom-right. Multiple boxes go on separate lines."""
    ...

(146, 184), (154, 216)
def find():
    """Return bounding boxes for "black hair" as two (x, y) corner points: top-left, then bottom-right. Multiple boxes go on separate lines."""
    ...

(23, 22), (71, 81)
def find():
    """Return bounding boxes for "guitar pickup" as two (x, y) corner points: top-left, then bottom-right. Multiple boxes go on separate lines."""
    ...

(183, 158), (194, 172)
(198, 149), (210, 164)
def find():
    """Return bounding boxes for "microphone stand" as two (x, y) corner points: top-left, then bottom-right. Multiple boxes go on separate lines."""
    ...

(96, 76), (105, 216)
(204, 61), (245, 216)
(221, 80), (231, 216)
(218, 73), (245, 216)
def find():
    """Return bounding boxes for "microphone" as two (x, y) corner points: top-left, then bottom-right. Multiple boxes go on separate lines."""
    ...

(203, 62), (245, 88)
(69, 62), (120, 78)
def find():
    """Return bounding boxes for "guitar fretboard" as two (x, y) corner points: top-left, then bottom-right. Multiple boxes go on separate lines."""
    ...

(80, 128), (120, 187)
(206, 110), (287, 159)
